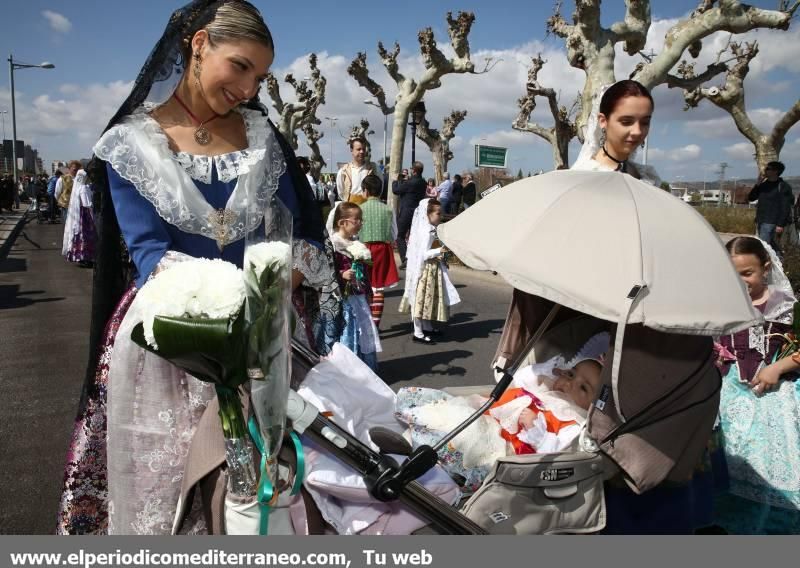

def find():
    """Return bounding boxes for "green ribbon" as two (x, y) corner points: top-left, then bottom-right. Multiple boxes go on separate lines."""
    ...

(353, 261), (365, 285)
(289, 432), (305, 496)
(248, 416), (274, 536)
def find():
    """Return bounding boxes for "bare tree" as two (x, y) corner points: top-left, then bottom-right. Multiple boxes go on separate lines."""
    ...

(264, 53), (327, 164)
(348, 11), (494, 208)
(512, 54), (578, 169)
(301, 123), (325, 180)
(546, 0), (799, 140)
(681, 40), (800, 175)
(416, 109), (468, 183)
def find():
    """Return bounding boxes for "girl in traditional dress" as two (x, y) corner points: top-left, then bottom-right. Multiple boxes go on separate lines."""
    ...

(399, 198), (460, 344)
(714, 236), (800, 534)
(57, 0), (331, 535)
(330, 202), (382, 370)
(61, 166), (96, 267)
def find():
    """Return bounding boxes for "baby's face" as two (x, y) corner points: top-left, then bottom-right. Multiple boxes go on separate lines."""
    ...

(551, 360), (602, 410)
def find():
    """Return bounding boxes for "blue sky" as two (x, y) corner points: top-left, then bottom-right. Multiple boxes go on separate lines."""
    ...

(1, 0), (798, 183)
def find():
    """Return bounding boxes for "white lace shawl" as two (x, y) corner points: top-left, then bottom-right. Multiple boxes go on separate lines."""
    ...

(400, 199), (460, 311)
(93, 105), (287, 248)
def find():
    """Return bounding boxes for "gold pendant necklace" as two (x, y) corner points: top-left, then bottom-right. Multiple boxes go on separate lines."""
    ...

(173, 92), (219, 146)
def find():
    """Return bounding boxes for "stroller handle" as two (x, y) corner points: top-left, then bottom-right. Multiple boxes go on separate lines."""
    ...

(286, 389), (487, 535)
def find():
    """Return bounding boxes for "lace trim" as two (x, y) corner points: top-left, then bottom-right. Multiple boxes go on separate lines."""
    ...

(292, 240), (334, 289)
(94, 105), (287, 247)
(171, 108), (268, 184)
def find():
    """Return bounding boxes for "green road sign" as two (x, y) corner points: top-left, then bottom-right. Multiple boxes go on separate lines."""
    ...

(474, 145), (508, 169)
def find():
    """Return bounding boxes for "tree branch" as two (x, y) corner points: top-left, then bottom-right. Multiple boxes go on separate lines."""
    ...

(635, 0), (797, 88)
(609, 0), (651, 56)
(665, 60), (728, 90)
(512, 54), (577, 168)
(771, 99), (800, 148)
(377, 41), (404, 84)
(347, 52), (395, 114)
(441, 110), (468, 140)
(683, 41), (762, 146)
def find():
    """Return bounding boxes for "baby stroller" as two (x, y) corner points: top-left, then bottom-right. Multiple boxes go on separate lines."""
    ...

(172, 172), (761, 535)
(35, 189), (51, 224)
(280, 171), (762, 535)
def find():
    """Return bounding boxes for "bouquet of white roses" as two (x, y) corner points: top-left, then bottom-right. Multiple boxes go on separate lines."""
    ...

(132, 258), (257, 498)
(343, 240), (372, 297)
(346, 240), (372, 263)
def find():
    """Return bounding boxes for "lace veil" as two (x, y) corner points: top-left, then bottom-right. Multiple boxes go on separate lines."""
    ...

(761, 239), (796, 323)
(401, 199), (435, 312)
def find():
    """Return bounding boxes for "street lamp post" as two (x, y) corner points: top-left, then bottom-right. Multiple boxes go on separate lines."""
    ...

(409, 100), (426, 164)
(8, 54), (55, 185)
(363, 99), (388, 173)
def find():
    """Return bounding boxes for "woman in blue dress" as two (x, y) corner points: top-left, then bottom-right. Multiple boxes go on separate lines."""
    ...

(57, 0), (337, 534)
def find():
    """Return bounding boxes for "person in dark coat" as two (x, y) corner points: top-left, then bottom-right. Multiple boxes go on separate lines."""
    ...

(393, 161), (426, 267)
(462, 173), (477, 209)
(748, 161), (793, 257)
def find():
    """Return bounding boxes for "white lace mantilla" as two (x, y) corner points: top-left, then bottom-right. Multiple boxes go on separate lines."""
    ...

(93, 105), (287, 248)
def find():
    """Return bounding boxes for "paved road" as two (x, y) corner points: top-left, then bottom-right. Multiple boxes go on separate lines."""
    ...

(0, 217), (512, 534)
(0, 216), (93, 534)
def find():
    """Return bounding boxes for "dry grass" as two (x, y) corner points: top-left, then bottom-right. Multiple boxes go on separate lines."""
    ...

(695, 205), (756, 234)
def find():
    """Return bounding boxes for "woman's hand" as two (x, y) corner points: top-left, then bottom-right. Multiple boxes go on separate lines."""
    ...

(341, 269), (354, 281)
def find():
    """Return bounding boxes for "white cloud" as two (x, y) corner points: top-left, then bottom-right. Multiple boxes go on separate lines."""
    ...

(780, 137), (800, 161)
(0, 80), (133, 162)
(686, 107), (789, 140)
(42, 10), (72, 34)
(648, 144), (702, 162)
(724, 142), (755, 161)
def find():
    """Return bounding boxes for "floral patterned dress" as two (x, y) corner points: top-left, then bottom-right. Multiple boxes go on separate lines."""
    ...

(715, 297), (800, 534)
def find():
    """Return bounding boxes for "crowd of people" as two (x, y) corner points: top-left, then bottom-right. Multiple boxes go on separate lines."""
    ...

(44, 0), (797, 537)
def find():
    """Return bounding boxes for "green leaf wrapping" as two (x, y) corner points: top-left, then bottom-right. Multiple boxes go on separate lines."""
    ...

(131, 309), (248, 390)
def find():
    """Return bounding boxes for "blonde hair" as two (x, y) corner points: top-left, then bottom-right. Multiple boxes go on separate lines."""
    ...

(184, 1), (274, 59)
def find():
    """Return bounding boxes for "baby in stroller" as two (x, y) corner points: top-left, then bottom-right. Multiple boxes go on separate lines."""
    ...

(396, 332), (609, 492)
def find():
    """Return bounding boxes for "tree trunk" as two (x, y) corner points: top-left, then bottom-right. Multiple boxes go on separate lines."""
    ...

(387, 101), (411, 211)
(431, 141), (445, 184)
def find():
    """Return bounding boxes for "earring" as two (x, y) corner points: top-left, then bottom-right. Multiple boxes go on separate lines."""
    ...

(193, 52), (201, 86)
(599, 128), (606, 146)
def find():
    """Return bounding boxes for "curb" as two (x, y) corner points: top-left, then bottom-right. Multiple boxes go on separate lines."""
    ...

(0, 206), (31, 262)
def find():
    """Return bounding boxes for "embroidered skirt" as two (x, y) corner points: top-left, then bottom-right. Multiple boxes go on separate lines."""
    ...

(66, 206), (97, 264)
(715, 361), (800, 533)
(399, 261), (449, 323)
(57, 286), (137, 535)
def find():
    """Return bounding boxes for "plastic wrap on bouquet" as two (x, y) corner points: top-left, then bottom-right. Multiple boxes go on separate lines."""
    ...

(243, 195), (293, 528)
(130, 259), (258, 501)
